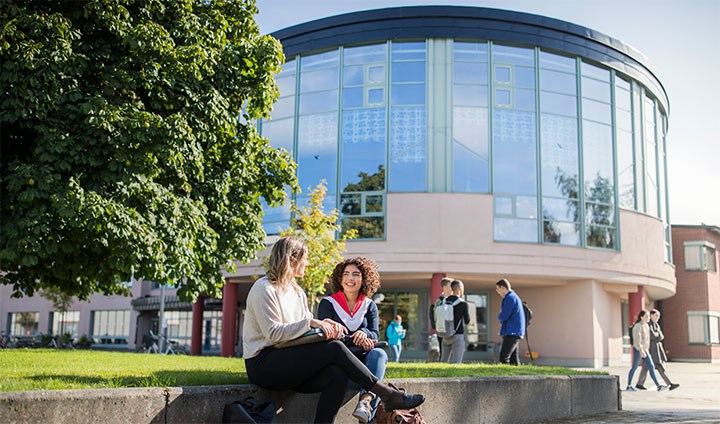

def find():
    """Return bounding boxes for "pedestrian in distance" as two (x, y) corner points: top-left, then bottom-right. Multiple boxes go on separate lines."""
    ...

(495, 278), (525, 365)
(429, 276), (454, 360)
(635, 309), (679, 391)
(626, 309), (667, 392)
(439, 279), (470, 364)
(242, 237), (425, 424)
(386, 315), (406, 362)
(318, 257), (389, 423)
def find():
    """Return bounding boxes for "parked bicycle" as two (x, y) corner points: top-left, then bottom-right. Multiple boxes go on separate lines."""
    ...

(138, 330), (187, 355)
(0, 331), (10, 349)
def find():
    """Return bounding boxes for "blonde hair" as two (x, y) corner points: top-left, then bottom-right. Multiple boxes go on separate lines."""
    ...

(266, 237), (308, 287)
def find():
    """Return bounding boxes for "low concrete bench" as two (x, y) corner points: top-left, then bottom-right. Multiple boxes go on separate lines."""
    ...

(0, 375), (619, 423)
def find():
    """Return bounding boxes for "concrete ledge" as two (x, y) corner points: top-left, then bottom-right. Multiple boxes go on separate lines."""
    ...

(0, 375), (619, 423)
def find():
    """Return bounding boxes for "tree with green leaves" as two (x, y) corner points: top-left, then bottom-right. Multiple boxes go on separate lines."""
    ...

(0, 0), (296, 302)
(277, 181), (357, 304)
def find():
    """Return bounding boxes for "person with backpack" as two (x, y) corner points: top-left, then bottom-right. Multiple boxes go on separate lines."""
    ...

(438, 280), (470, 363)
(495, 278), (525, 365)
(626, 309), (667, 392)
(429, 277), (454, 360)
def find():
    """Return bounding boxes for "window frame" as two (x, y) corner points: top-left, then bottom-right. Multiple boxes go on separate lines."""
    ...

(684, 241), (717, 272)
(687, 311), (720, 345)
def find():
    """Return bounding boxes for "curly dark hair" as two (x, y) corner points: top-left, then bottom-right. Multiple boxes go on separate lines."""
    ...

(328, 257), (381, 297)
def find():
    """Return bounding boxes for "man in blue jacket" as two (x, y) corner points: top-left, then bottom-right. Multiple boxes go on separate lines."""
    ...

(496, 278), (526, 365)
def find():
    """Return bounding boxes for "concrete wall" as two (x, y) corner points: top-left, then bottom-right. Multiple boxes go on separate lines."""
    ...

(0, 376), (619, 424)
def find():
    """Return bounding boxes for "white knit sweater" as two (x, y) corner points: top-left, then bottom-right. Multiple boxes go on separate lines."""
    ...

(242, 276), (313, 359)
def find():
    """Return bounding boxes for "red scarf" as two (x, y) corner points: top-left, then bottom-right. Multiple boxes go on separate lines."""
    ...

(330, 291), (366, 317)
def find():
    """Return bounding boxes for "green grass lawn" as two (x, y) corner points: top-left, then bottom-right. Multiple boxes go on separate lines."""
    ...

(0, 349), (604, 393)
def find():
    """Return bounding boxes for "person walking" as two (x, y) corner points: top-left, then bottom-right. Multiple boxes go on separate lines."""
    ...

(318, 257), (388, 423)
(635, 309), (679, 391)
(495, 278), (525, 365)
(242, 237), (425, 424)
(386, 315), (406, 362)
(439, 280), (470, 364)
(626, 309), (667, 392)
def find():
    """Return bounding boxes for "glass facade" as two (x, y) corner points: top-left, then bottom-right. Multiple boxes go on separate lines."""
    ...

(261, 38), (670, 253)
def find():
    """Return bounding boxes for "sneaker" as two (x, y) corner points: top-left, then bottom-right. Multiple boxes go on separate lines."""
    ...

(635, 384), (647, 390)
(669, 383), (680, 390)
(657, 385), (667, 392)
(352, 398), (372, 424)
(625, 386), (637, 392)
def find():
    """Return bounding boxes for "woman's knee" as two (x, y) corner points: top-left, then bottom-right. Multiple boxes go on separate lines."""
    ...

(367, 347), (388, 363)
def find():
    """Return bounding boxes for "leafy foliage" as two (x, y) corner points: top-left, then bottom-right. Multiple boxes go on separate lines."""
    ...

(0, 0), (296, 301)
(278, 181), (357, 304)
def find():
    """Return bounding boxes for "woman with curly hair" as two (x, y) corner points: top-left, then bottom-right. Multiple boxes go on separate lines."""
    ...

(318, 257), (387, 424)
(243, 239), (424, 424)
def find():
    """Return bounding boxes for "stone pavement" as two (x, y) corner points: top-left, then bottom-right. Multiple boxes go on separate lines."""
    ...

(540, 362), (720, 423)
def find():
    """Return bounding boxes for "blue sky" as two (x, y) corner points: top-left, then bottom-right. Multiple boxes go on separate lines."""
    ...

(255, 0), (720, 226)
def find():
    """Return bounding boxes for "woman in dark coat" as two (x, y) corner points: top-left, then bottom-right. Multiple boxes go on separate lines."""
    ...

(635, 309), (680, 390)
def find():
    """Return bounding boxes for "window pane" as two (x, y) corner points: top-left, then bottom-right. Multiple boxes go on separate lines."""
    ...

(300, 68), (339, 93)
(389, 107), (426, 191)
(342, 87), (363, 108)
(343, 65), (364, 86)
(276, 75), (295, 96)
(684, 245), (702, 270)
(540, 69), (577, 95)
(344, 44), (387, 65)
(391, 42), (426, 60)
(454, 41), (488, 62)
(299, 90), (339, 114)
(492, 110), (537, 194)
(539, 51), (575, 72)
(541, 91), (577, 117)
(454, 85), (488, 107)
(581, 76), (611, 103)
(453, 106), (489, 193)
(454, 62), (488, 84)
(515, 66), (535, 88)
(688, 314), (706, 344)
(301, 50), (339, 71)
(391, 62), (426, 83)
(493, 45), (534, 66)
(391, 84), (425, 105)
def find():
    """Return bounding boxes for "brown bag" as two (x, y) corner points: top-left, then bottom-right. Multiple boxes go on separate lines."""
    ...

(374, 407), (425, 424)
(375, 383), (426, 424)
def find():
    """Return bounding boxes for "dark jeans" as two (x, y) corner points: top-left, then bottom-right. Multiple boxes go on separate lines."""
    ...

(245, 340), (379, 424)
(499, 335), (522, 365)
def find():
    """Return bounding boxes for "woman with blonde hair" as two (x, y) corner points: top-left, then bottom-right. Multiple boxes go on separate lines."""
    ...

(243, 237), (425, 424)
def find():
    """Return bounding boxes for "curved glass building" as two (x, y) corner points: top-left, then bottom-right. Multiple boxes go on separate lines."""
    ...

(232, 6), (675, 366)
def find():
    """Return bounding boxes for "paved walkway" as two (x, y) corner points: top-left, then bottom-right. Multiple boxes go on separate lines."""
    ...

(541, 362), (720, 423)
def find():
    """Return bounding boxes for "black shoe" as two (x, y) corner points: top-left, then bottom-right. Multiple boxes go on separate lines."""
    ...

(635, 384), (647, 390)
(382, 393), (425, 412)
(669, 383), (680, 390)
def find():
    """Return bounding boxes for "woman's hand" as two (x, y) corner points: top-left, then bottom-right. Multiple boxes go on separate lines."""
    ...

(310, 319), (347, 340)
(350, 331), (375, 351)
(352, 331), (375, 352)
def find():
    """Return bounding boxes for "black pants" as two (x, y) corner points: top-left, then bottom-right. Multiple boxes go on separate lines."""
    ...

(245, 340), (379, 424)
(499, 335), (522, 365)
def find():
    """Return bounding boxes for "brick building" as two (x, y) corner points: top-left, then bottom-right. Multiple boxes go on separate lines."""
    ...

(662, 225), (720, 362)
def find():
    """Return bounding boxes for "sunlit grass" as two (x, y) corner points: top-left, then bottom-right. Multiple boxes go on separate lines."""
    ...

(0, 349), (604, 392)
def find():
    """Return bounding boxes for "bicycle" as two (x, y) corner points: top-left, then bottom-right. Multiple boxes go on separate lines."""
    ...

(0, 332), (10, 349)
(138, 331), (187, 355)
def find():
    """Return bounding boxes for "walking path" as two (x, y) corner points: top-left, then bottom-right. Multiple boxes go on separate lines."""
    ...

(541, 362), (720, 423)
